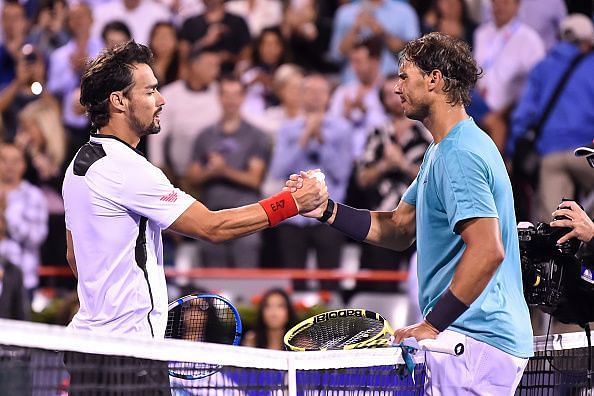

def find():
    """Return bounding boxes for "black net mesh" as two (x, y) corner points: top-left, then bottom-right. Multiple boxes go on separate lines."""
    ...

(515, 346), (593, 395)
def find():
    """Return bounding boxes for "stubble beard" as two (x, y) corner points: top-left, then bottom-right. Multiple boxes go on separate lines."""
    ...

(129, 107), (161, 136)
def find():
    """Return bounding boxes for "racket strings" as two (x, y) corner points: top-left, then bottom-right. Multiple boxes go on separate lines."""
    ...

(289, 317), (385, 350)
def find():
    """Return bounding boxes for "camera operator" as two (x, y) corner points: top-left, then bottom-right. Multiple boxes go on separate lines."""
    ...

(551, 141), (594, 251)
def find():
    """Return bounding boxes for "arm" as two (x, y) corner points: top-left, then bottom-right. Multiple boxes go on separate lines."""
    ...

(168, 176), (327, 244)
(218, 157), (267, 191)
(365, 200), (416, 251)
(187, 156), (267, 191)
(393, 217), (504, 343)
(318, 197), (416, 252)
(450, 217), (505, 304)
(66, 229), (77, 278)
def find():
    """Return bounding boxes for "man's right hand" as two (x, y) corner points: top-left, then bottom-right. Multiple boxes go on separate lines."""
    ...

(287, 170), (328, 218)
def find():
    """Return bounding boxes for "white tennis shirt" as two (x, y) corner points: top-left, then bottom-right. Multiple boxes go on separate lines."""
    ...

(63, 134), (194, 338)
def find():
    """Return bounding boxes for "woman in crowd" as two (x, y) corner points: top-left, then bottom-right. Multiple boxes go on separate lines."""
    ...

(149, 21), (181, 87)
(243, 288), (297, 350)
(239, 26), (290, 115)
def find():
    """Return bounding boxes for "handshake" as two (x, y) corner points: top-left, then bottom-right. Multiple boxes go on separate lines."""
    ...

(283, 169), (331, 220)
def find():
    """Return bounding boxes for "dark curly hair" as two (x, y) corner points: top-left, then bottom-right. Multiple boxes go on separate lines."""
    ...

(80, 41), (153, 129)
(399, 32), (482, 106)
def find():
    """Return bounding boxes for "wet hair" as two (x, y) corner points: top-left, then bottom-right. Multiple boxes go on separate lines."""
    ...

(399, 32), (482, 106)
(79, 41), (153, 129)
(254, 288), (297, 349)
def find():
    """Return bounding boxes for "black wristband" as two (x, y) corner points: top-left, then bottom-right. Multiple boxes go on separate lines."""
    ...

(329, 203), (372, 242)
(318, 199), (335, 223)
(425, 289), (469, 332)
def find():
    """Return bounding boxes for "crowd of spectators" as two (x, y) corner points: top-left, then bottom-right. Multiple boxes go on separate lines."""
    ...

(0, 0), (593, 320)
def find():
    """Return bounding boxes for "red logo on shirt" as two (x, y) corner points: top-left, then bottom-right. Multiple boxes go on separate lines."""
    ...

(160, 191), (178, 202)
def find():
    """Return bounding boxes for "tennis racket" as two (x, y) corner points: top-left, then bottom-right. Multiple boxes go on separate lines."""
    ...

(166, 293), (242, 380)
(284, 308), (464, 355)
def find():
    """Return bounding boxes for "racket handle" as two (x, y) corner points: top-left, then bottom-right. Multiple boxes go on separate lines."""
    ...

(396, 336), (465, 356)
(418, 338), (465, 356)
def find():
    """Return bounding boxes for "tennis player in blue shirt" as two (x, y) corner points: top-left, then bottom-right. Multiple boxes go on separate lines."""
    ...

(288, 32), (533, 395)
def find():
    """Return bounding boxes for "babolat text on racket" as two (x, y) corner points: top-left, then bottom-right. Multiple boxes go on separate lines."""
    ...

(166, 293), (242, 380)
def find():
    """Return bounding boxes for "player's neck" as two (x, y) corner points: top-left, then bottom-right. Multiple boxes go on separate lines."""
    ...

(423, 104), (469, 143)
(97, 121), (141, 148)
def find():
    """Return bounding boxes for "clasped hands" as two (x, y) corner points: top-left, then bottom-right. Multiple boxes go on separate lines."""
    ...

(283, 170), (329, 219)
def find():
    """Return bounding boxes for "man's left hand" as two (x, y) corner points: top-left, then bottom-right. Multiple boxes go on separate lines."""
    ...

(551, 200), (594, 243)
(393, 320), (439, 344)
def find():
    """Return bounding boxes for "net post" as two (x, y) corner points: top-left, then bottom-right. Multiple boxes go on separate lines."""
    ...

(287, 354), (297, 396)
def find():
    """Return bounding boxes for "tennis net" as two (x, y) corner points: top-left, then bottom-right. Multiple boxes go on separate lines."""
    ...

(0, 318), (591, 395)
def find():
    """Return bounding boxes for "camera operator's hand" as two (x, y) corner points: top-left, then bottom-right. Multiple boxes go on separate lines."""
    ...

(551, 201), (594, 244)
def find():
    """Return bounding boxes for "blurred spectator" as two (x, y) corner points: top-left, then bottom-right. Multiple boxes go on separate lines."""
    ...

(0, 257), (29, 320)
(270, 73), (352, 291)
(509, 14), (594, 222)
(15, 97), (66, 190)
(0, 1), (29, 90)
(28, 0), (69, 55)
(282, 0), (337, 73)
(148, 47), (221, 182)
(14, 97), (68, 288)
(101, 20), (132, 50)
(239, 27), (289, 115)
(149, 21), (180, 87)
(421, 0), (477, 45)
(0, 172), (29, 321)
(480, 0), (568, 51)
(92, 0), (171, 45)
(473, 0), (545, 152)
(242, 288), (297, 350)
(248, 63), (304, 150)
(0, 43), (48, 141)
(330, 0), (419, 82)
(328, 37), (386, 159)
(180, 0), (250, 74)
(225, 0), (282, 38)
(0, 143), (48, 299)
(47, 3), (101, 154)
(355, 75), (431, 292)
(186, 77), (271, 268)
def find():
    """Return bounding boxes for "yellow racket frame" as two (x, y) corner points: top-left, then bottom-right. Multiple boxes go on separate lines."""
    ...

(284, 309), (394, 351)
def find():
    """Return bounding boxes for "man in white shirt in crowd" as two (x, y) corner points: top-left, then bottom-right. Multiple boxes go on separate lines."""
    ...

(92, 0), (171, 45)
(473, 0), (545, 151)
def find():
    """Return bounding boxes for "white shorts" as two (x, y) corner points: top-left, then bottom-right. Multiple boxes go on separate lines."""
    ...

(424, 330), (528, 396)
